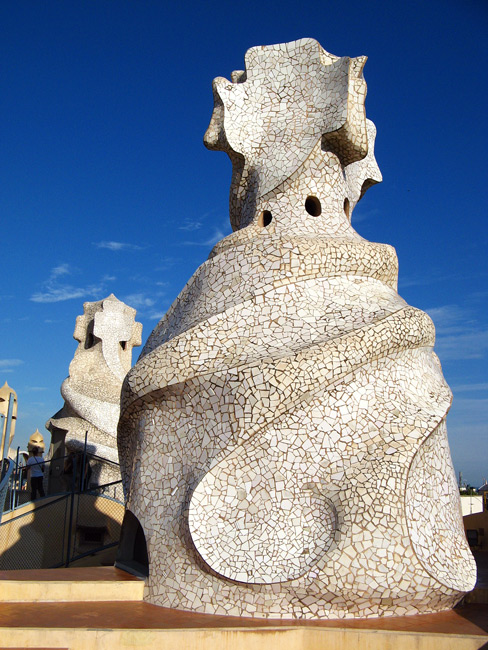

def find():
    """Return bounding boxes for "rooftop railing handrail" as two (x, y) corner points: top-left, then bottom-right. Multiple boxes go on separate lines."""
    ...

(12, 451), (120, 468)
(0, 492), (69, 525)
(0, 478), (125, 524)
(2, 446), (123, 515)
(78, 451), (120, 467)
(0, 473), (125, 569)
(0, 459), (14, 522)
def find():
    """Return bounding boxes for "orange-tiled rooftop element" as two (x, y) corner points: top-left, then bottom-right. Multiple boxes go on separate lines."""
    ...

(0, 566), (486, 635)
(0, 566), (141, 582)
(0, 600), (486, 637)
(0, 566), (485, 650)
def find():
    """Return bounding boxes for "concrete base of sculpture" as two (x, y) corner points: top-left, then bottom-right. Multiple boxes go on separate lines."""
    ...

(0, 567), (486, 650)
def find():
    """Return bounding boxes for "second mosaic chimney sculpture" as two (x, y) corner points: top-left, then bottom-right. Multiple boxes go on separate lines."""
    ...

(118, 38), (475, 618)
(47, 294), (142, 488)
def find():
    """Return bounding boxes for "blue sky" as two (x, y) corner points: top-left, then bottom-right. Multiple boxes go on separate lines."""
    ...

(1, 0), (487, 486)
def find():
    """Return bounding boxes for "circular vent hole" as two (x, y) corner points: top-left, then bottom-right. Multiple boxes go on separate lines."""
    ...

(305, 196), (321, 217)
(343, 198), (350, 219)
(258, 210), (273, 227)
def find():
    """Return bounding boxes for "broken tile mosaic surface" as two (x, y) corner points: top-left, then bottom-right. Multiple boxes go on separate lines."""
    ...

(118, 38), (476, 619)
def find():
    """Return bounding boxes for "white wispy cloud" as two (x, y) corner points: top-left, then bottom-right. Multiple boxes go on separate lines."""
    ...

(51, 263), (70, 278)
(450, 397), (488, 416)
(426, 305), (472, 330)
(428, 303), (488, 484)
(30, 264), (103, 303)
(183, 228), (227, 247)
(30, 285), (99, 303)
(25, 386), (48, 392)
(123, 293), (156, 309)
(351, 207), (380, 224)
(452, 383), (488, 392)
(178, 218), (203, 231)
(399, 271), (457, 289)
(155, 257), (178, 271)
(128, 273), (157, 285)
(94, 241), (143, 251)
(178, 209), (217, 232)
(31, 285), (102, 303)
(148, 310), (165, 320)
(426, 304), (487, 360)
(0, 359), (23, 369)
(434, 331), (488, 360)
(448, 396), (488, 486)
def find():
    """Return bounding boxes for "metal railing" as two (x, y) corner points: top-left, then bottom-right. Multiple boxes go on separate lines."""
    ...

(0, 450), (125, 570)
(3, 447), (123, 514)
(0, 459), (14, 522)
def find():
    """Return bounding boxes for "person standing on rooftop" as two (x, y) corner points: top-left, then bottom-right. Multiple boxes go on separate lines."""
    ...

(26, 446), (45, 500)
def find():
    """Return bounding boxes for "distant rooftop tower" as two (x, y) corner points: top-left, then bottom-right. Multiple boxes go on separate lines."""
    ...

(27, 429), (45, 455)
(0, 382), (17, 458)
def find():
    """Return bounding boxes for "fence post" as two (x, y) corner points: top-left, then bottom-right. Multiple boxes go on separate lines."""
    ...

(0, 394), (15, 462)
(81, 431), (88, 492)
(65, 455), (77, 567)
(10, 446), (20, 511)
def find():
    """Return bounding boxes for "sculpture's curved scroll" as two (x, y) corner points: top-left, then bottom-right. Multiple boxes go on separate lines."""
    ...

(118, 38), (475, 618)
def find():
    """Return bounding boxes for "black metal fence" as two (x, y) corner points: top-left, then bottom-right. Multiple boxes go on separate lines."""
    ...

(0, 452), (124, 570)
(3, 450), (123, 512)
(0, 459), (14, 522)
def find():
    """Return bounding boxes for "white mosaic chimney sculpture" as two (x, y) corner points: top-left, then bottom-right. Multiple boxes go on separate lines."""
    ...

(118, 38), (476, 618)
(47, 294), (142, 467)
